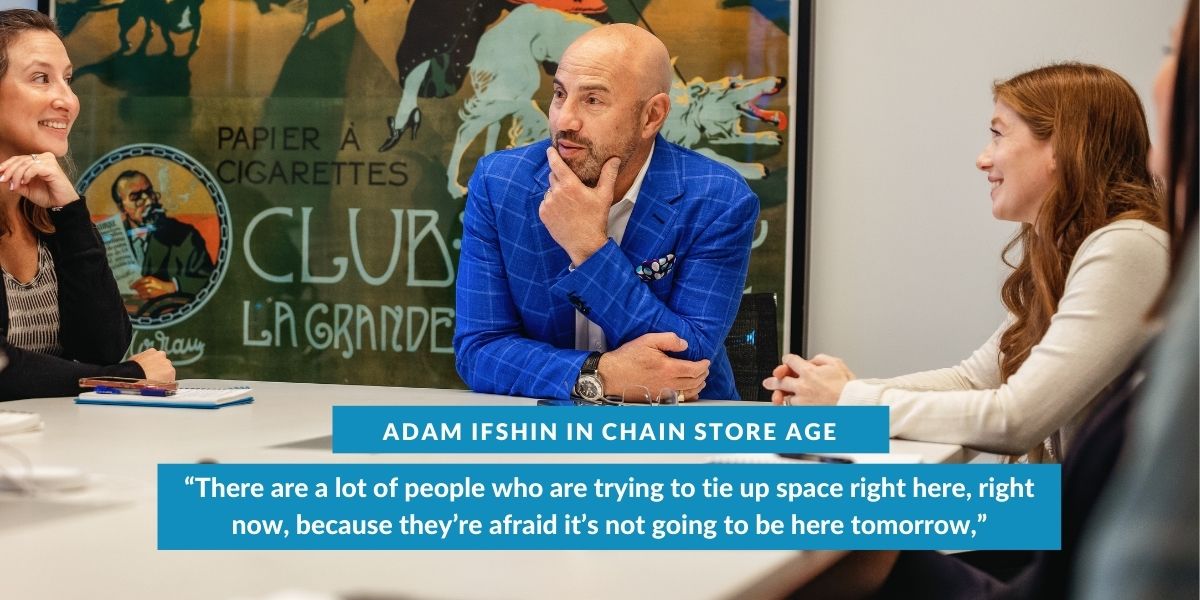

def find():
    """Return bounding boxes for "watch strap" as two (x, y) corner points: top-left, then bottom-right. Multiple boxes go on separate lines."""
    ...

(572, 351), (604, 400)
(580, 351), (602, 375)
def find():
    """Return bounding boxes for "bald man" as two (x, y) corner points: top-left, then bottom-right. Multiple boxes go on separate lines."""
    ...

(453, 25), (759, 402)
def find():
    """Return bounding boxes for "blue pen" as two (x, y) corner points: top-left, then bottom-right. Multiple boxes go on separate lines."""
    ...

(93, 385), (171, 397)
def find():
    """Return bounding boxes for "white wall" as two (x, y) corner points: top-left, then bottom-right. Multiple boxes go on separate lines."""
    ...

(804, 0), (1181, 378)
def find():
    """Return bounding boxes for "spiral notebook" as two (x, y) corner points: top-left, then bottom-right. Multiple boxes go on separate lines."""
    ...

(76, 386), (253, 409)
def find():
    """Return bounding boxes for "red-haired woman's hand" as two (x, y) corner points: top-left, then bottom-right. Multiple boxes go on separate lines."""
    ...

(762, 353), (852, 406)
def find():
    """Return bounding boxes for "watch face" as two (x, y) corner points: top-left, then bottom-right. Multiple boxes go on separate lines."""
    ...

(576, 374), (604, 401)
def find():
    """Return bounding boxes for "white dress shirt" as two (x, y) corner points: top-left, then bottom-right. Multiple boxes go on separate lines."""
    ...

(574, 142), (655, 353)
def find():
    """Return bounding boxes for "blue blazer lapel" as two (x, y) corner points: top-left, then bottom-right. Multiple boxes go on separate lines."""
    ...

(621, 137), (682, 267)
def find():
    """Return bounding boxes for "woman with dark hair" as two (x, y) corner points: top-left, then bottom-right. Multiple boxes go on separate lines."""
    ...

(1073, 0), (1198, 596)
(1151, 0), (1198, 254)
(0, 9), (173, 400)
(765, 63), (1168, 462)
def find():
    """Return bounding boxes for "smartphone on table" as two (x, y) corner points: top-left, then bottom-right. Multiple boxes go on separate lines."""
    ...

(78, 376), (178, 396)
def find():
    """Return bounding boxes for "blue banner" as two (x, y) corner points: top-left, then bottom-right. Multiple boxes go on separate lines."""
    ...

(330, 406), (889, 454)
(159, 463), (1060, 550)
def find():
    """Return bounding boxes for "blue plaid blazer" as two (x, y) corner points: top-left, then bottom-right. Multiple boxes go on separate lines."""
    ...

(454, 135), (759, 400)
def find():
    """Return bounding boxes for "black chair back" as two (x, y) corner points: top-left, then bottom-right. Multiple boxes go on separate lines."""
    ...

(723, 292), (780, 401)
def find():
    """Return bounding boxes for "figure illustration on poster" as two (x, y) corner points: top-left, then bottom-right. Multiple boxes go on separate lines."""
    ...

(378, 0), (609, 152)
(54, 0), (204, 56)
(110, 169), (216, 308)
(253, 0), (360, 39)
(443, 4), (599, 197)
(79, 145), (230, 327)
(660, 72), (787, 180)
(443, 4), (788, 197)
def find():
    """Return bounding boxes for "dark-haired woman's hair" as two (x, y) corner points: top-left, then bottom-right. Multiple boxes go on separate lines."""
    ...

(0, 9), (60, 81)
(1167, 0), (1198, 252)
(0, 9), (62, 238)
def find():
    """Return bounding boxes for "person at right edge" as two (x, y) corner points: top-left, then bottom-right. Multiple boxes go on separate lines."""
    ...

(1073, 0), (1199, 597)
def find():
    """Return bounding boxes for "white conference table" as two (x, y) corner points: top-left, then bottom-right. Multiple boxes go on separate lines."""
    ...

(0, 380), (969, 600)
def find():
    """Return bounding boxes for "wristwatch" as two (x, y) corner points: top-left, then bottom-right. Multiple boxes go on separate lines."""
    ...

(572, 352), (605, 402)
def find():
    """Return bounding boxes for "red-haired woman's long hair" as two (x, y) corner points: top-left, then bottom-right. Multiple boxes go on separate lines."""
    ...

(994, 64), (1164, 381)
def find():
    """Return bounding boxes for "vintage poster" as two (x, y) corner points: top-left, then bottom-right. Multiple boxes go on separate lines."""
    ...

(57, 0), (795, 387)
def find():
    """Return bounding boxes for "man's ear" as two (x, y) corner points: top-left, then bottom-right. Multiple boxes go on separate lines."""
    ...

(642, 93), (671, 138)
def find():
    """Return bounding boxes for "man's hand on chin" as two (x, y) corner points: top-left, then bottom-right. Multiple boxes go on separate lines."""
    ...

(538, 148), (619, 266)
